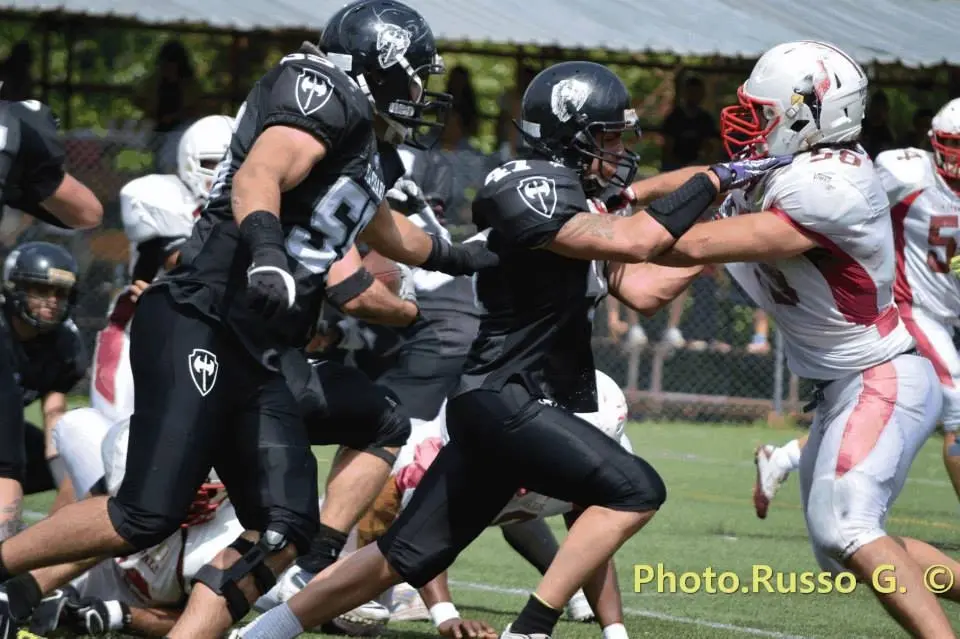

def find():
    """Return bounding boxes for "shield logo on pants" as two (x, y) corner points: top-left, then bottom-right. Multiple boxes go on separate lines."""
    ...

(188, 348), (219, 397)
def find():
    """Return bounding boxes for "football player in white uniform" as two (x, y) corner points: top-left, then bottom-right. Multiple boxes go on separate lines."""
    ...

(90, 114), (235, 425)
(754, 98), (960, 517)
(244, 370), (634, 639)
(13, 412), (241, 637)
(647, 41), (960, 637)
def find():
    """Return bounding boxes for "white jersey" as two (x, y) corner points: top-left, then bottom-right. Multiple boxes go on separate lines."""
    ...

(120, 173), (199, 277)
(874, 148), (960, 324)
(725, 147), (913, 380)
(90, 174), (200, 422)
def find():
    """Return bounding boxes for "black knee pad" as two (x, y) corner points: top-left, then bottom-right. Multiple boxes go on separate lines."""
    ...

(606, 456), (667, 512)
(192, 531), (286, 623)
(106, 496), (183, 551)
(263, 509), (317, 557)
(369, 391), (411, 450)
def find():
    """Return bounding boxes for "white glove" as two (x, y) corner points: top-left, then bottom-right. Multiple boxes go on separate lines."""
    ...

(396, 263), (417, 304)
(335, 317), (368, 351)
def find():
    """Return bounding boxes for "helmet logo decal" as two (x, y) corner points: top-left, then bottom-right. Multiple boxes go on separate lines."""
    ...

(46, 268), (76, 287)
(550, 78), (591, 123)
(295, 69), (334, 116)
(375, 23), (412, 69)
(791, 60), (830, 128)
(516, 176), (558, 218)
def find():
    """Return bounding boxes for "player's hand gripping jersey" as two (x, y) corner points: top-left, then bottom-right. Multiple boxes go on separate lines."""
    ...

(875, 148), (960, 323)
(162, 46), (403, 361)
(724, 146), (913, 380)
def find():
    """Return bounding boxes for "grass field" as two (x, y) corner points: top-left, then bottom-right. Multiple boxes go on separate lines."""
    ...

(21, 403), (960, 638)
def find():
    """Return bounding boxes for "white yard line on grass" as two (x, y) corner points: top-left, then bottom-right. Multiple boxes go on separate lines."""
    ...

(450, 579), (814, 639)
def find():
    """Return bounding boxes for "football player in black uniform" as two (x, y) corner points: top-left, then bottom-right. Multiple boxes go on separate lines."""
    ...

(0, 242), (86, 540)
(0, 2), (495, 638)
(0, 99), (102, 229)
(231, 61), (792, 639)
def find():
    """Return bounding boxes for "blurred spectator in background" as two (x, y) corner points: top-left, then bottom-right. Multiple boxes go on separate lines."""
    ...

(496, 65), (538, 160)
(134, 40), (202, 173)
(0, 40), (34, 101)
(606, 297), (647, 349)
(860, 91), (896, 157)
(898, 107), (935, 150)
(445, 65), (479, 140)
(660, 75), (718, 171)
(437, 111), (487, 224)
(659, 74), (720, 351)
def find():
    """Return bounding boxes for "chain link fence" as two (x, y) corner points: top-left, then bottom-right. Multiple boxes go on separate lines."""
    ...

(0, 128), (807, 423)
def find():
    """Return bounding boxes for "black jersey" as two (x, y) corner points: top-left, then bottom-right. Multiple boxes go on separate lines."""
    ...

(0, 310), (86, 405)
(161, 46), (398, 362)
(456, 158), (607, 413)
(0, 100), (68, 227)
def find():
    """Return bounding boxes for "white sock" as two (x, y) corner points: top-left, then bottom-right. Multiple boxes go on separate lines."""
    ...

(771, 439), (802, 473)
(237, 602), (305, 639)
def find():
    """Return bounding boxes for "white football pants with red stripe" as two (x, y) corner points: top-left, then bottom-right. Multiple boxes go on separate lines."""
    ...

(899, 303), (960, 432)
(799, 353), (940, 573)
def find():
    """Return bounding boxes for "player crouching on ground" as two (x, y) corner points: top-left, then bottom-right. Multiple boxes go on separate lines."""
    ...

(4, 412), (240, 637)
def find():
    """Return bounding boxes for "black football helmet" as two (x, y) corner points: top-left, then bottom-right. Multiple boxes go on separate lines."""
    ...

(517, 61), (641, 195)
(2, 241), (78, 331)
(319, 0), (451, 149)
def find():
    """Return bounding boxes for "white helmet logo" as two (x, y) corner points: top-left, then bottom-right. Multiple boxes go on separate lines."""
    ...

(551, 78), (591, 123)
(376, 23), (412, 69)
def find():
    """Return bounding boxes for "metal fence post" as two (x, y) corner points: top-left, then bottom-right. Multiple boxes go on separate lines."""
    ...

(772, 327), (785, 415)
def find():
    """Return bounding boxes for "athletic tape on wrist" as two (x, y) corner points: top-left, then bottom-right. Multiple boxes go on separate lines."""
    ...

(429, 601), (460, 627)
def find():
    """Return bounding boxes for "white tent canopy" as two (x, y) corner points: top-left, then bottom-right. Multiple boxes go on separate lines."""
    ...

(3, 0), (960, 67)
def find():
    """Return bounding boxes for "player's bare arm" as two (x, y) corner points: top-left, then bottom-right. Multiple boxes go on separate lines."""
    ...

(326, 245), (418, 326)
(359, 200), (434, 265)
(231, 125), (328, 224)
(417, 571), (497, 639)
(654, 210), (817, 266)
(39, 173), (103, 229)
(607, 261), (703, 316)
(626, 165), (709, 206)
(40, 392), (67, 460)
(547, 168), (722, 262)
(361, 200), (498, 276)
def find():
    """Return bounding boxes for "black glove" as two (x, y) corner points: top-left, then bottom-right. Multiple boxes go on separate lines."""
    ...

(62, 595), (130, 635)
(246, 244), (296, 322)
(710, 155), (794, 190)
(420, 235), (498, 276)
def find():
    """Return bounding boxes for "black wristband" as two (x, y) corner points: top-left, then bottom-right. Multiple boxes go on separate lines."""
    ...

(238, 210), (285, 253)
(420, 235), (449, 272)
(646, 173), (718, 239)
(326, 267), (375, 308)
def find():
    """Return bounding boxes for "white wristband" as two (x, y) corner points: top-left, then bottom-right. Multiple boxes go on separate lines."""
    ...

(602, 622), (628, 639)
(429, 601), (460, 627)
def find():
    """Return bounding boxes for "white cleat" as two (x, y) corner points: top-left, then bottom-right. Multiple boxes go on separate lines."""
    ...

(753, 445), (789, 519)
(564, 589), (594, 622)
(387, 582), (430, 622)
(253, 564), (388, 636)
(500, 623), (551, 639)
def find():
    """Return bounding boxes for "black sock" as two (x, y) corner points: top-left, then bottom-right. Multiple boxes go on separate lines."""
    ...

(5, 573), (41, 620)
(512, 594), (561, 636)
(500, 520), (559, 575)
(295, 524), (348, 575)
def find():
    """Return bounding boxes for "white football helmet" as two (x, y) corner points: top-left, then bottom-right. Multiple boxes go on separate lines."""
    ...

(577, 370), (628, 441)
(930, 98), (960, 188)
(177, 114), (235, 202)
(720, 41), (868, 158)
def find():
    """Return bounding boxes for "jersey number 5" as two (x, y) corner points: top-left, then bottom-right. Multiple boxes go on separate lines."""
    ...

(756, 263), (799, 306)
(927, 215), (959, 274)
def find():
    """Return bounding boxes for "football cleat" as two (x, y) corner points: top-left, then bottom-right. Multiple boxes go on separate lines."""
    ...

(564, 589), (594, 622)
(753, 445), (789, 519)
